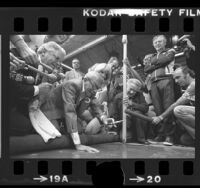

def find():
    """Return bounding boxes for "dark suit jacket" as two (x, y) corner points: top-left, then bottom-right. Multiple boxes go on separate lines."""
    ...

(40, 78), (104, 134)
(9, 79), (35, 113)
(113, 92), (148, 120)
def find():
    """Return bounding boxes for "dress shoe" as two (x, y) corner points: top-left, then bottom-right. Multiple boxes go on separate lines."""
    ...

(137, 139), (150, 145)
(147, 139), (157, 144)
(163, 136), (174, 146)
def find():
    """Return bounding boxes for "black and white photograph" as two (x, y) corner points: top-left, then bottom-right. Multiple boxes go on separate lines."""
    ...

(0, 35), (1, 158)
(9, 34), (195, 159)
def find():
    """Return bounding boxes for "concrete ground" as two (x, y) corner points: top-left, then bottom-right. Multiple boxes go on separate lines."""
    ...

(12, 142), (195, 159)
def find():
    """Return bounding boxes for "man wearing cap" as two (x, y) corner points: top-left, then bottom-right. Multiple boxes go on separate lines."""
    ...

(113, 78), (149, 144)
(40, 71), (109, 153)
(64, 58), (85, 81)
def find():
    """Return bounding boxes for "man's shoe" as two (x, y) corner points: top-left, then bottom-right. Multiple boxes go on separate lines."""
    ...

(137, 139), (150, 145)
(154, 135), (165, 142)
(163, 136), (174, 146)
(147, 139), (157, 144)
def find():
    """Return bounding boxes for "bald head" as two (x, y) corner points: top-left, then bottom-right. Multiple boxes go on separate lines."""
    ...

(173, 66), (194, 88)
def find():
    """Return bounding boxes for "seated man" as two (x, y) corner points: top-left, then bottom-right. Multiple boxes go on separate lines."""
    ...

(39, 71), (110, 153)
(152, 66), (195, 146)
(113, 79), (149, 144)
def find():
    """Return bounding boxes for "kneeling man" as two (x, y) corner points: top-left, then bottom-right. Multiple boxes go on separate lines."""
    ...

(40, 71), (109, 153)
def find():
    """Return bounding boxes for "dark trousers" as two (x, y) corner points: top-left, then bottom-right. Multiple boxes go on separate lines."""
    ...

(151, 78), (176, 137)
(10, 108), (35, 136)
(127, 111), (148, 141)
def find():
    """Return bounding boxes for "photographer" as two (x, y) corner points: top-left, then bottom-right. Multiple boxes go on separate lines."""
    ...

(9, 51), (52, 136)
(10, 35), (39, 67)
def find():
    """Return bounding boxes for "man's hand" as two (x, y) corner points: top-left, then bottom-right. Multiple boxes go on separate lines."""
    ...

(38, 82), (52, 96)
(152, 116), (163, 125)
(122, 58), (130, 66)
(100, 114), (109, 125)
(123, 97), (132, 106)
(10, 52), (26, 71)
(183, 38), (195, 51)
(75, 144), (100, 153)
(19, 45), (39, 66)
(105, 118), (117, 129)
(47, 73), (58, 83)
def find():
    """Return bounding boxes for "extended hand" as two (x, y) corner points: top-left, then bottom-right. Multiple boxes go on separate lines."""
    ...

(75, 144), (100, 153)
(152, 116), (163, 125)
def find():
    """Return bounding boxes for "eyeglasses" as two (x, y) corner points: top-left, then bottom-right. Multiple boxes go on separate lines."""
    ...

(87, 79), (103, 93)
(111, 64), (120, 71)
(127, 88), (137, 94)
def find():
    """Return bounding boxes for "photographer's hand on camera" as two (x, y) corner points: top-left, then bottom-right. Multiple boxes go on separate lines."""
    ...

(10, 52), (26, 71)
(10, 35), (39, 67)
(183, 38), (195, 51)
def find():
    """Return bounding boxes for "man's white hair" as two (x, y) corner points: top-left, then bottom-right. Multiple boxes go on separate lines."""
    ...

(152, 35), (167, 44)
(37, 41), (66, 61)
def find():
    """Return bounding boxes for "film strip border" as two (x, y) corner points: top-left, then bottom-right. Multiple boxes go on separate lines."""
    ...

(13, 17), (194, 33)
(0, 159), (196, 185)
(0, 8), (200, 185)
(0, 8), (199, 33)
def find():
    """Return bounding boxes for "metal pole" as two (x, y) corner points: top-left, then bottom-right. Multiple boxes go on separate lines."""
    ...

(61, 63), (73, 70)
(122, 35), (128, 143)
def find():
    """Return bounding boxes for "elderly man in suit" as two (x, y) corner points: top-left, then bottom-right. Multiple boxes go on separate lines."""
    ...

(39, 71), (109, 153)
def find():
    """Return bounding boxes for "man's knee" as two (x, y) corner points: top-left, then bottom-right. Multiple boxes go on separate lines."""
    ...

(174, 106), (183, 118)
(85, 117), (102, 135)
(180, 133), (194, 146)
(81, 110), (93, 122)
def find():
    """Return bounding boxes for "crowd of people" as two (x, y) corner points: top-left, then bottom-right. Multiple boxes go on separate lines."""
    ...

(9, 34), (195, 154)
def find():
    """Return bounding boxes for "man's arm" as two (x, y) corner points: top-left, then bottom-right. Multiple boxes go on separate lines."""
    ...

(10, 35), (39, 66)
(62, 82), (79, 135)
(161, 96), (188, 119)
(130, 94), (149, 114)
(161, 81), (195, 119)
(62, 82), (100, 153)
(144, 63), (156, 74)
(154, 50), (176, 69)
(144, 50), (175, 73)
